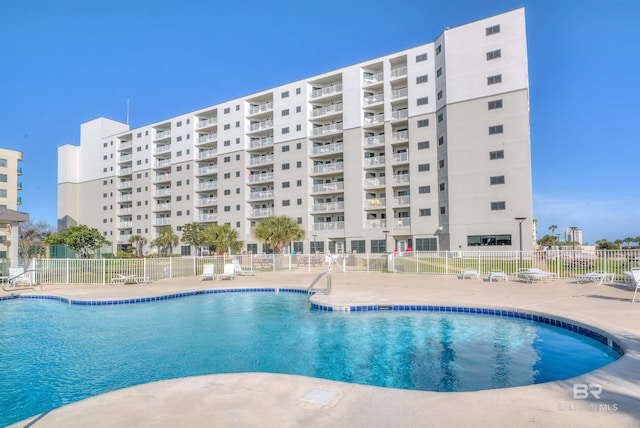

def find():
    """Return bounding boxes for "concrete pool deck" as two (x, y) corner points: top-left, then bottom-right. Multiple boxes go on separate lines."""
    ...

(5, 271), (640, 427)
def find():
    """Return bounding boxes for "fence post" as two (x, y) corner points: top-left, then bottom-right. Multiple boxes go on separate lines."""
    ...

(445, 251), (449, 275)
(603, 249), (607, 274)
(102, 258), (106, 284)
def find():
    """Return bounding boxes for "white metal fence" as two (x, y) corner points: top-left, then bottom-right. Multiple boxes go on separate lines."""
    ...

(17, 249), (640, 285)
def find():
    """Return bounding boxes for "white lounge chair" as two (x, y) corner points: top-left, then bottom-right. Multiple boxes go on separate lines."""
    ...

(517, 268), (555, 283)
(218, 263), (236, 280)
(459, 269), (479, 280)
(111, 274), (137, 285)
(200, 264), (216, 281)
(488, 271), (509, 282)
(577, 271), (614, 286)
(623, 269), (640, 302)
(232, 260), (257, 276)
(9, 267), (34, 287)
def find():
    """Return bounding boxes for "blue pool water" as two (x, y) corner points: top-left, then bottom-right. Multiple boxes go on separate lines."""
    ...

(0, 292), (620, 426)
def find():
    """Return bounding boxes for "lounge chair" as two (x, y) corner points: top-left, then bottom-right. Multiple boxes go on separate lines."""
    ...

(218, 263), (236, 280)
(200, 264), (216, 281)
(487, 271), (509, 282)
(232, 260), (257, 276)
(577, 271), (614, 286)
(623, 269), (640, 302)
(111, 274), (137, 285)
(8, 267), (34, 287)
(517, 268), (555, 283)
(460, 269), (480, 280)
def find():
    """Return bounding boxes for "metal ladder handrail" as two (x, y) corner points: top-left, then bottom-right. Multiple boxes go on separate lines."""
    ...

(307, 271), (332, 298)
(2, 269), (40, 293)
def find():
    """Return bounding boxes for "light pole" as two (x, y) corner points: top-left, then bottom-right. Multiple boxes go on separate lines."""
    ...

(382, 230), (389, 253)
(514, 217), (526, 265)
(312, 234), (317, 253)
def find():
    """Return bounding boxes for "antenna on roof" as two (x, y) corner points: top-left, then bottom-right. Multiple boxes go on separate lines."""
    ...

(126, 99), (130, 125)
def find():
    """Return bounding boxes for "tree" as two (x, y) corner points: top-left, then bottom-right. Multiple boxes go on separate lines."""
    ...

(548, 225), (558, 238)
(150, 226), (179, 255)
(180, 223), (208, 255)
(595, 239), (619, 250)
(622, 237), (634, 248)
(614, 239), (623, 249)
(128, 234), (147, 257)
(537, 234), (558, 246)
(636, 236), (640, 248)
(253, 216), (305, 254)
(45, 225), (111, 258)
(14, 220), (55, 264)
(202, 224), (243, 254)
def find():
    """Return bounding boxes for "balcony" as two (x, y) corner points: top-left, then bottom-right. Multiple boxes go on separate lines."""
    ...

(365, 198), (386, 209)
(249, 208), (274, 218)
(364, 135), (385, 147)
(196, 181), (218, 191)
(196, 197), (218, 207)
(197, 117), (217, 130)
(363, 72), (384, 87)
(155, 159), (171, 169)
(248, 101), (273, 116)
(153, 130), (171, 141)
(391, 109), (408, 121)
(117, 180), (132, 190)
(118, 154), (132, 164)
(366, 219), (387, 229)
(154, 188), (171, 197)
(364, 156), (385, 168)
(17, 181), (23, 190)
(310, 84), (342, 100)
(311, 142), (343, 156)
(117, 221), (133, 229)
(248, 190), (274, 201)
(153, 203), (171, 212)
(311, 201), (344, 213)
(311, 162), (344, 175)
(248, 154), (274, 167)
(117, 207), (132, 216)
(248, 172), (274, 183)
(198, 213), (218, 222)
(249, 137), (274, 150)
(311, 221), (345, 232)
(196, 165), (218, 176)
(391, 87), (408, 100)
(311, 103), (343, 119)
(390, 66), (407, 79)
(17, 196), (22, 205)
(363, 114), (384, 127)
(17, 167), (23, 175)
(392, 152), (409, 164)
(117, 234), (132, 243)
(118, 141), (132, 151)
(153, 173), (171, 184)
(152, 145), (171, 155)
(117, 194), (132, 203)
(392, 130), (409, 143)
(394, 217), (411, 228)
(197, 133), (217, 145)
(248, 119), (273, 133)
(364, 177), (386, 188)
(392, 174), (410, 185)
(153, 217), (172, 226)
(310, 182), (344, 194)
(392, 195), (411, 206)
(311, 122), (343, 137)
(117, 167), (132, 176)
(197, 149), (217, 160)
(363, 93), (384, 106)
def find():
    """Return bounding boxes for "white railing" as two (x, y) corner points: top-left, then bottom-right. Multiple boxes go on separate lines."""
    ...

(390, 66), (407, 79)
(198, 133), (217, 144)
(197, 166), (217, 176)
(363, 71), (384, 85)
(311, 201), (344, 212)
(392, 152), (409, 163)
(249, 208), (274, 217)
(117, 194), (132, 202)
(364, 135), (385, 146)
(312, 142), (343, 155)
(198, 213), (218, 222)
(153, 174), (171, 183)
(363, 93), (384, 106)
(311, 162), (344, 174)
(196, 197), (217, 206)
(393, 195), (411, 206)
(391, 88), (408, 99)
(118, 141), (132, 150)
(153, 145), (171, 155)
(248, 190), (274, 201)
(249, 137), (273, 149)
(117, 207), (132, 215)
(394, 217), (411, 228)
(249, 120), (273, 132)
(117, 180), (132, 189)
(154, 188), (171, 197)
(198, 149), (217, 159)
(117, 221), (132, 228)
(365, 198), (386, 208)
(155, 159), (171, 169)
(196, 181), (218, 191)
(118, 154), (132, 163)
(248, 172), (274, 183)
(153, 203), (171, 211)
(392, 174), (410, 185)
(117, 167), (132, 176)
(366, 219), (387, 229)
(311, 123), (343, 136)
(248, 154), (274, 166)
(311, 84), (342, 99)
(249, 102), (273, 115)
(365, 177), (386, 187)
(363, 114), (384, 126)
(153, 217), (172, 226)
(391, 110), (408, 121)
(197, 117), (217, 129)
(311, 221), (345, 232)
(364, 156), (385, 167)
(311, 103), (343, 118)
(311, 182), (344, 193)
(392, 130), (409, 142)
(154, 130), (171, 140)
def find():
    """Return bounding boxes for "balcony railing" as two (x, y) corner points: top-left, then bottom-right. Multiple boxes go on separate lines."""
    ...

(366, 219), (387, 229)
(154, 189), (171, 197)
(118, 141), (132, 150)
(363, 93), (384, 106)
(392, 174), (410, 185)
(248, 190), (274, 201)
(198, 133), (217, 144)
(117, 234), (132, 243)
(154, 130), (171, 141)
(365, 198), (386, 209)
(311, 182), (344, 193)
(249, 137), (274, 149)
(155, 159), (171, 169)
(117, 194), (132, 203)
(153, 203), (171, 212)
(391, 110), (408, 121)
(311, 201), (344, 212)
(363, 114), (384, 126)
(196, 181), (218, 191)
(363, 72), (384, 86)
(364, 156), (385, 167)
(249, 102), (273, 115)
(391, 87), (408, 99)
(118, 154), (132, 163)
(248, 172), (274, 183)
(310, 84), (342, 100)
(248, 154), (274, 167)
(311, 221), (345, 232)
(364, 135), (385, 147)
(198, 149), (217, 159)
(196, 166), (217, 176)
(390, 66), (407, 79)
(311, 162), (344, 175)
(311, 142), (343, 156)
(198, 213), (218, 222)
(311, 103), (343, 118)
(311, 122), (343, 136)
(153, 174), (171, 183)
(249, 119), (273, 132)
(393, 195), (411, 206)
(153, 217), (172, 226)
(196, 197), (218, 207)
(392, 152), (409, 163)
(152, 145), (171, 155)
(117, 180), (132, 189)
(364, 177), (386, 188)
(117, 221), (133, 229)
(249, 208), (274, 218)
(117, 207), (132, 216)
(394, 217), (411, 228)
(197, 117), (217, 129)
(392, 130), (409, 142)
(117, 167), (132, 176)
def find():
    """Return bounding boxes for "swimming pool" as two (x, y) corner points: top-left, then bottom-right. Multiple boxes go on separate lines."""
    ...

(0, 291), (621, 426)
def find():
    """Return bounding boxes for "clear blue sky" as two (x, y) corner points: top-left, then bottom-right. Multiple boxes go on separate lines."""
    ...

(1, 0), (638, 244)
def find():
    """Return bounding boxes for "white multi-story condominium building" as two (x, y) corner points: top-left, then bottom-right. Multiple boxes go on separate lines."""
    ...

(58, 8), (533, 255)
(564, 227), (583, 245)
(0, 148), (24, 258)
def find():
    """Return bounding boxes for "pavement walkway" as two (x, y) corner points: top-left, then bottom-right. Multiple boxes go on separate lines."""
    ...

(4, 271), (640, 427)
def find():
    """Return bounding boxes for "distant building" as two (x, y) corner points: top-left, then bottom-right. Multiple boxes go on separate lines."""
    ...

(58, 8), (533, 255)
(565, 227), (583, 245)
(0, 148), (24, 259)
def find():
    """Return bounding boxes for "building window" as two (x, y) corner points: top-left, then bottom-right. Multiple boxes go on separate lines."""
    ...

(371, 239), (385, 254)
(489, 125), (504, 135)
(224, 189), (231, 195)
(224, 156), (230, 162)
(416, 74), (428, 84)
(296, 161), (302, 168)
(417, 119), (429, 128)
(418, 163), (430, 172)
(439, 159), (445, 168)
(297, 198), (302, 205)
(416, 53), (428, 62)
(490, 175), (505, 185)
(418, 185), (431, 194)
(490, 201), (506, 210)
(417, 97), (429, 106)
(282, 127), (290, 134)
(438, 136), (444, 146)
(296, 179), (302, 186)
(439, 182), (445, 191)
(416, 238), (437, 251)
(419, 208), (432, 217)
(436, 45), (442, 55)
(488, 99), (503, 110)
(296, 124), (302, 131)
(486, 49), (501, 60)
(282, 145), (290, 152)
(486, 24), (501, 36)
(417, 141), (429, 150)
(468, 234), (511, 246)
(350, 240), (365, 254)
(282, 163), (290, 170)
(224, 172), (230, 179)
(281, 90), (289, 98)
(282, 109), (289, 116)
(224, 124), (230, 130)
(439, 206), (446, 215)
(437, 113), (443, 122)
(296, 142), (302, 149)
(487, 74), (502, 85)
(296, 88), (301, 95)
(282, 200), (290, 207)
(436, 67), (443, 78)
(489, 150), (505, 160)
(224, 107), (230, 114)
(437, 90), (443, 100)
(224, 206), (231, 212)
(282, 181), (290, 188)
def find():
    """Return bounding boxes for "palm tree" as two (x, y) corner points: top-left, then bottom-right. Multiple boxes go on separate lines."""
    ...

(202, 224), (243, 254)
(548, 224), (558, 237)
(128, 234), (147, 257)
(636, 236), (640, 248)
(253, 215), (305, 254)
(151, 226), (179, 255)
(622, 237), (634, 248)
(614, 239), (623, 249)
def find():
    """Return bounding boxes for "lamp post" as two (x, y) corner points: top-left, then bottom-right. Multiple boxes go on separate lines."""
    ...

(312, 234), (317, 253)
(514, 217), (526, 265)
(382, 230), (389, 253)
